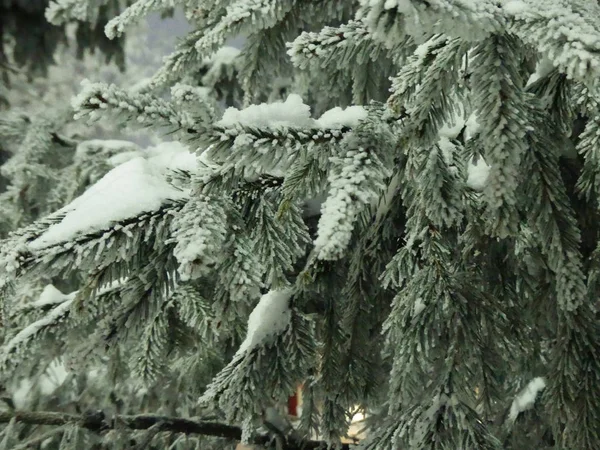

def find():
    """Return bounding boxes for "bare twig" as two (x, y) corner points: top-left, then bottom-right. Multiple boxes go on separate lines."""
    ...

(0, 410), (352, 450)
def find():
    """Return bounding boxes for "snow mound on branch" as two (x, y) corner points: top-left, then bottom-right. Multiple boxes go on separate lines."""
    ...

(236, 289), (292, 356)
(437, 113), (490, 190)
(467, 157), (491, 191)
(219, 94), (315, 128)
(29, 141), (196, 250)
(316, 106), (368, 128)
(30, 285), (72, 309)
(207, 46), (240, 66)
(508, 377), (546, 422)
(218, 94), (368, 129)
(502, 0), (528, 15)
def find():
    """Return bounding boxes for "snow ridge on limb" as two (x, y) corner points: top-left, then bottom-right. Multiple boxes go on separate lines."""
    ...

(0, 143), (193, 288)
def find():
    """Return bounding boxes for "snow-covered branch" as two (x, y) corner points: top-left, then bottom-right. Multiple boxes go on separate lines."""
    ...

(72, 80), (203, 134)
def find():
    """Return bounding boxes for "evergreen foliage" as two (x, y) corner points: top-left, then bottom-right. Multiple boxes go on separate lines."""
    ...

(0, 0), (130, 105)
(3, 0), (600, 449)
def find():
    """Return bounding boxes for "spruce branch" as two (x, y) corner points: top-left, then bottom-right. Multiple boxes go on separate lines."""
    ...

(0, 410), (352, 450)
(105, 0), (179, 40)
(148, 29), (207, 89)
(72, 80), (204, 135)
(288, 20), (373, 70)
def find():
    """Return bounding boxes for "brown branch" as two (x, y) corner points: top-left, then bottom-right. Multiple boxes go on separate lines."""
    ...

(0, 410), (352, 450)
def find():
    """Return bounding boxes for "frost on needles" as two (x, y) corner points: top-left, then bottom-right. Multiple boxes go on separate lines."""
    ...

(2, 0), (600, 449)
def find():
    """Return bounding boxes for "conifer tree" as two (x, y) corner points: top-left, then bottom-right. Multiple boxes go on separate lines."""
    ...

(3, 1), (600, 449)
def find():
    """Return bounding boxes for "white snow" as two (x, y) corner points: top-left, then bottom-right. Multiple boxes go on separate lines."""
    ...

(219, 94), (316, 128)
(208, 46), (241, 65)
(502, 0), (528, 15)
(316, 106), (368, 129)
(218, 94), (368, 130)
(26, 285), (72, 309)
(508, 377), (546, 422)
(464, 112), (480, 141)
(526, 56), (555, 86)
(467, 157), (491, 191)
(413, 297), (426, 315)
(29, 141), (196, 250)
(236, 289), (292, 355)
(436, 113), (488, 190)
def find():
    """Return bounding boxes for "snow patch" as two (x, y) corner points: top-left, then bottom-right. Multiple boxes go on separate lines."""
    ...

(236, 290), (292, 356)
(219, 94), (315, 128)
(464, 112), (480, 140)
(526, 56), (555, 86)
(413, 297), (426, 316)
(438, 118), (465, 140)
(467, 157), (490, 191)
(207, 46), (240, 66)
(29, 141), (196, 250)
(317, 106), (368, 129)
(502, 0), (528, 15)
(509, 377), (546, 422)
(27, 285), (71, 309)
(219, 94), (368, 130)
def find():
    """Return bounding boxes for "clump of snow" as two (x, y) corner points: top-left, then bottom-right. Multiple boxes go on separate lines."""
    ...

(413, 297), (426, 316)
(207, 46), (240, 66)
(439, 120), (465, 140)
(508, 377), (546, 422)
(171, 83), (211, 102)
(236, 290), (292, 356)
(526, 56), (555, 87)
(502, 0), (528, 15)
(467, 157), (490, 191)
(143, 141), (198, 174)
(29, 141), (196, 250)
(437, 136), (456, 165)
(464, 112), (480, 141)
(219, 94), (316, 128)
(317, 106), (368, 129)
(219, 94), (369, 130)
(28, 285), (71, 309)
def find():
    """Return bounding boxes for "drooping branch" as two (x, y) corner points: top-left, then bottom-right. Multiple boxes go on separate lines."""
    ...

(0, 410), (352, 450)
